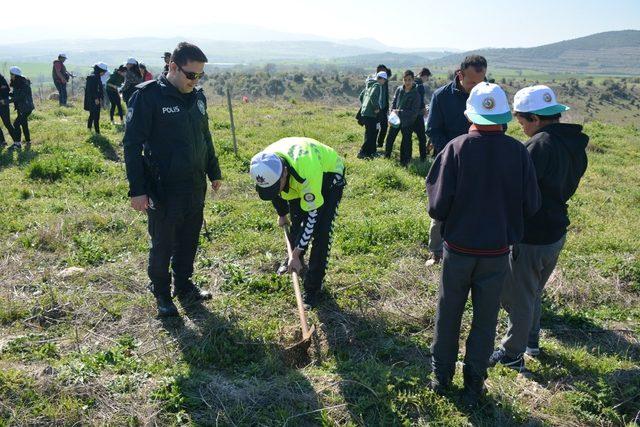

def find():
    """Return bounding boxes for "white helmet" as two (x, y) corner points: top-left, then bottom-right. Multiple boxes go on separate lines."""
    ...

(96, 62), (109, 72)
(9, 66), (22, 77)
(249, 151), (284, 200)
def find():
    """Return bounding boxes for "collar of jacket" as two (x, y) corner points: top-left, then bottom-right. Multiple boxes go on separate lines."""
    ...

(450, 76), (468, 97)
(158, 76), (197, 107)
(469, 124), (504, 133)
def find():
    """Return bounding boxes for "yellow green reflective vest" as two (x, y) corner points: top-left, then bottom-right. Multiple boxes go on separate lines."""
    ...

(263, 137), (344, 212)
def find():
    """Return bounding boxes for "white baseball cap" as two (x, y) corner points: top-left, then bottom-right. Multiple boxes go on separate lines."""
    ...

(96, 62), (109, 72)
(126, 57), (138, 65)
(59, 53), (67, 59)
(464, 82), (512, 125)
(9, 66), (22, 77)
(513, 85), (570, 116)
(376, 71), (388, 80)
(249, 151), (284, 200)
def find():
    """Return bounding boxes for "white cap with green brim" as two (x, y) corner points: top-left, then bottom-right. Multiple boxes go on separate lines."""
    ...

(464, 82), (512, 125)
(513, 85), (570, 116)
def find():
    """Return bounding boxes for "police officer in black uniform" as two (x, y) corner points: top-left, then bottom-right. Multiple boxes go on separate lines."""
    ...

(124, 42), (222, 317)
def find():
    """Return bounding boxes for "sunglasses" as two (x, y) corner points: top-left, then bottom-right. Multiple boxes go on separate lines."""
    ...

(176, 64), (205, 81)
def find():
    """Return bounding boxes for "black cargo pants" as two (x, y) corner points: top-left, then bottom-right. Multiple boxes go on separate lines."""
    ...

(146, 190), (205, 297)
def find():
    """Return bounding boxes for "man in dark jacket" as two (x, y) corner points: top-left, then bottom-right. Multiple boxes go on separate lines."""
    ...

(0, 73), (16, 147)
(9, 67), (34, 149)
(384, 70), (421, 166)
(52, 53), (70, 106)
(425, 55), (488, 266)
(426, 82), (541, 407)
(413, 67), (431, 161)
(124, 42), (222, 317)
(490, 85), (588, 371)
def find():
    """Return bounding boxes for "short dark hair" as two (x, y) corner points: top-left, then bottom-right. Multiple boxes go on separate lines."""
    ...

(515, 111), (562, 122)
(118, 65), (127, 72)
(419, 67), (432, 77)
(171, 42), (208, 67)
(403, 70), (415, 78)
(376, 64), (387, 72)
(460, 55), (487, 71)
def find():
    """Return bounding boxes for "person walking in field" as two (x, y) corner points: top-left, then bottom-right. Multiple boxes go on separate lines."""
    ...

(358, 71), (387, 159)
(489, 85), (588, 371)
(84, 62), (108, 134)
(384, 70), (421, 166)
(249, 137), (346, 309)
(375, 64), (391, 148)
(425, 55), (488, 266)
(8, 67), (34, 150)
(426, 82), (541, 408)
(52, 53), (71, 106)
(122, 58), (143, 105)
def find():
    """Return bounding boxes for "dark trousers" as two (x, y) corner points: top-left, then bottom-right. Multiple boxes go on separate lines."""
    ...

(13, 110), (31, 142)
(55, 81), (67, 106)
(87, 105), (100, 133)
(147, 192), (205, 297)
(384, 125), (414, 165)
(412, 115), (427, 160)
(431, 248), (509, 381)
(500, 236), (566, 356)
(107, 90), (123, 121)
(0, 104), (16, 143)
(359, 116), (378, 158)
(376, 108), (388, 147)
(288, 173), (344, 293)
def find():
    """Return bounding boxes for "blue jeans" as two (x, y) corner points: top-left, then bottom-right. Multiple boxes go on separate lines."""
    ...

(55, 81), (67, 106)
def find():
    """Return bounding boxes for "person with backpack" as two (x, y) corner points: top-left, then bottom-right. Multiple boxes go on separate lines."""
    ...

(357, 71), (387, 159)
(0, 72), (16, 147)
(106, 65), (126, 124)
(85, 62), (108, 134)
(384, 70), (421, 166)
(375, 64), (391, 148)
(8, 67), (34, 150)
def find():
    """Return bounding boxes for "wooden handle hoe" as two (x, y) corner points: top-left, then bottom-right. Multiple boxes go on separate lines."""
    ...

(283, 227), (315, 348)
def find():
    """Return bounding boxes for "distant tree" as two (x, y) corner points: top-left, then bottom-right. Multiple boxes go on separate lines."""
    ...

(293, 73), (305, 84)
(264, 63), (277, 75)
(266, 78), (286, 100)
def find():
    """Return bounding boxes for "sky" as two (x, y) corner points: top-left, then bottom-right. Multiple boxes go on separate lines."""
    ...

(2, 0), (639, 50)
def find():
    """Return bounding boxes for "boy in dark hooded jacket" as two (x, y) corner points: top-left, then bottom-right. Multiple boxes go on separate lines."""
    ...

(384, 70), (421, 166)
(490, 85), (588, 371)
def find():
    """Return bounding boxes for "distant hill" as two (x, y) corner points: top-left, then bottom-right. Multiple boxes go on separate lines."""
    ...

(433, 30), (640, 75)
(333, 51), (456, 68)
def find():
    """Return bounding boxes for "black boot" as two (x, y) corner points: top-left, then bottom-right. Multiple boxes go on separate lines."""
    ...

(461, 367), (486, 409)
(148, 283), (179, 317)
(428, 375), (451, 396)
(302, 288), (321, 310)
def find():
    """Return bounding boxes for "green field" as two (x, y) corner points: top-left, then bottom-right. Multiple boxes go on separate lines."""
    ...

(0, 99), (638, 425)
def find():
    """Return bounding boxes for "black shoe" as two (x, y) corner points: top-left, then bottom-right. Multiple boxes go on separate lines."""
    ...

(428, 376), (451, 396)
(525, 345), (540, 357)
(461, 372), (486, 409)
(154, 294), (179, 317)
(488, 348), (525, 371)
(174, 284), (212, 303)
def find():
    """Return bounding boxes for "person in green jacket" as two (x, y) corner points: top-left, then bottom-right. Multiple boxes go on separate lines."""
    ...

(384, 70), (421, 166)
(358, 71), (387, 159)
(249, 137), (346, 309)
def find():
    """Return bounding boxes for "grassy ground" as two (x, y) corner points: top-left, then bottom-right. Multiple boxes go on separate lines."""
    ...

(0, 98), (638, 426)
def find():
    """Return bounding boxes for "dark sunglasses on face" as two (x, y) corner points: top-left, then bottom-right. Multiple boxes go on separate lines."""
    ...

(176, 64), (205, 80)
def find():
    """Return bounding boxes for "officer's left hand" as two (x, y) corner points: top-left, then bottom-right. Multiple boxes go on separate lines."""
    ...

(211, 180), (222, 192)
(288, 254), (303, 275)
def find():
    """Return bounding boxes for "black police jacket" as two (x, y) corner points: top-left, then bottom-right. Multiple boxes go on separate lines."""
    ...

(123, 76), (222, 199)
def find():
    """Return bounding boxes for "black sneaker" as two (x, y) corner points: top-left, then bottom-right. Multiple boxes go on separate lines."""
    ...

(525, 344), (540, 357)
(489, 348), (525, 371)
(154, 294), (179, 317)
